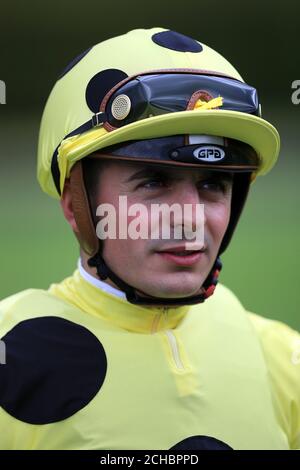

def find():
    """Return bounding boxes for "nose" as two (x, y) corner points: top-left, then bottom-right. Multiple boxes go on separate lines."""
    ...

(169, 180), (207, 241)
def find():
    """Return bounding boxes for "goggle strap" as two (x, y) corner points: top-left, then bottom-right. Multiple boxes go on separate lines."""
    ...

(51, 113), (107, 196)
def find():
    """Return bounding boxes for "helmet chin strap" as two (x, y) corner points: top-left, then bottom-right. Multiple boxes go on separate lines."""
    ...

(87, 252), (222, 306)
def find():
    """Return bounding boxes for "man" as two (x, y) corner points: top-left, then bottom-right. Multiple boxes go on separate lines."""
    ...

(0, 27), (299, 450)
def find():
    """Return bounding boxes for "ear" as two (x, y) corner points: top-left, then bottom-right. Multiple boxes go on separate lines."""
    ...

(60, 179), (79, 233)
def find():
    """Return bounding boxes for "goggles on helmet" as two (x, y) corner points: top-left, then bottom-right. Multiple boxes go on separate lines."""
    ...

(92, 71), (260, 129)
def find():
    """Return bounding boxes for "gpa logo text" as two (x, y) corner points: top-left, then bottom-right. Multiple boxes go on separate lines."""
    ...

(291, 80), (300, 105)
(0, 80), (6, 104)
(193, 145), (225, 162)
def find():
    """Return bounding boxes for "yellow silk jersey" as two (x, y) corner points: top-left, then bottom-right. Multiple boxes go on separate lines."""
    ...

(0, 268), (299, 450)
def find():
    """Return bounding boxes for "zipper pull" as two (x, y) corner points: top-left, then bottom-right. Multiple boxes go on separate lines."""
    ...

(162, 306), (168, 330)
(151, 306), (168, 334)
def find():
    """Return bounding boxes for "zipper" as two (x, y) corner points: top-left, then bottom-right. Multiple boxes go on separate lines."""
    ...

(165, 329), (185, 370)
(151, 307), (185, 371)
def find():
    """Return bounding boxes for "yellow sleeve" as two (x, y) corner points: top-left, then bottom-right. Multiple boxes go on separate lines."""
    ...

(249, 313), (300, 449)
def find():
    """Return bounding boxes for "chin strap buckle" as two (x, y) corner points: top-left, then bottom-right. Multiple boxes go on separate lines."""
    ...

(92, 112), (106, 127)
(203, 257), (222, 299)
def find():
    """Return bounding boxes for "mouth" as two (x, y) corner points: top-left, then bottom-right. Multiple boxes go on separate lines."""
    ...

(156, 246), (206, 266)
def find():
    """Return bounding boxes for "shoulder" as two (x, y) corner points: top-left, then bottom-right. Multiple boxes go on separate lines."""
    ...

(0, 287), (75, 335)
(248, 312), (300, 449)
(248, 312), (300, 369)
(0, 287), (69, 311)
(0, 287), (107, 435)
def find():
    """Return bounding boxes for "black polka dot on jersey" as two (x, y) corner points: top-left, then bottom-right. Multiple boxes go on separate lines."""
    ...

(85, 69), (128, 113)
(151, 30), (203, 53)
(170, 435), (233, 450)
(0, 317), (107, 424)
(57, 47), (93, 80)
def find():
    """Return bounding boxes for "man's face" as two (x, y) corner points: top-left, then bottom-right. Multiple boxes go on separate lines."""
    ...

(88, 160), (233, 299)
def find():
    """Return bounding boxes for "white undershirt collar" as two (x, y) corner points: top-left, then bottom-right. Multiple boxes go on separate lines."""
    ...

(77, 258), (126, 299)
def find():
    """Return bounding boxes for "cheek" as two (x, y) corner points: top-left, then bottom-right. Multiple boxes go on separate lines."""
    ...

(102, 238), (148, 277)
(205, 199), (232, 242)
(117, 194), (155, 241)
(102, 202), (150, 264)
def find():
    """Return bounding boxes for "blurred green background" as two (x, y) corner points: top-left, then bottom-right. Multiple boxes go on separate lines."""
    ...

(0, 0), (299, 330)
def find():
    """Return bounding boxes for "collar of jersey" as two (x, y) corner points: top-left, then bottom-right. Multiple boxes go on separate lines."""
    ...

(49, 267), (191, 334)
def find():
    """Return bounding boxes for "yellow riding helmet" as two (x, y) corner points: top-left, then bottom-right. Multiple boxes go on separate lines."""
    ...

(37, 27), (280, 200)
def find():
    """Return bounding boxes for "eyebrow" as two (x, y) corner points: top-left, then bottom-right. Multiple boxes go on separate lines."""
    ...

(124, 168), (169, 183)
(124, 166), (234, 184)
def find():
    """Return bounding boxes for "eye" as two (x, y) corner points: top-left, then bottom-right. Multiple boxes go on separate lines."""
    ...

(202, 181), (225, 191)
(198, 177), (231, 193)
(138, 177), (167, 190)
